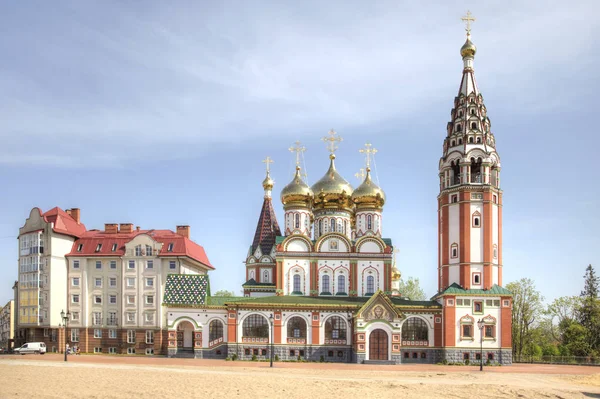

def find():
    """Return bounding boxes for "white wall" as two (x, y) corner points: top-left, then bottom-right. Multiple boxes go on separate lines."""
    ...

(470, 203), (483, 263)
(448, 205), (460, 264)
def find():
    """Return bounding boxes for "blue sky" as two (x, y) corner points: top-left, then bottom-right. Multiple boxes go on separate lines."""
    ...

(1, 0), (599, 305)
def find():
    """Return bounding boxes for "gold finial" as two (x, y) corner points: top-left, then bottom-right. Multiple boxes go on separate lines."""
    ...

(322, 129), (343, 155)
(289, 141), (306, 168)
(461, 10), (475, 36)
(359, 143), (378, 169)
(262, 156), (273, 173)
(354, 168), (366, 181)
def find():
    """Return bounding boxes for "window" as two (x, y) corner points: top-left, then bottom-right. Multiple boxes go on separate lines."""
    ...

(473, 273), (481, 285)
(127, 313), (135, 322)
(366, 275), (375, 295)
(367, 215), (372, 230)
(503, 300), (510, 307)
(287, 317), (307, 339)
(93, 312), (102, 325)
(145, 330), (154, 344)
(94, 347), (102, 353)
(462, 324), (473, 339)
(94, 329), (102, 338)
(464, 299), (471, 306)
(146, 295), (154, 305)
(77, 244), (83, 252)
(145, 245), (152, 256)
(108, 347), (117, 354)
(209, 320), (224, 343)
(146, 260), (153, 269)
(451, 243), (458, 259)
(469, 137), (474, 143)
(109, 277), (117, 287)
(321, 275), (330, 294)
(146, 278), (154, 287)
(486, 299), (493, 307)
(128, 260), (135, 269)
(337, 275), (346, 294)
(71, 329), (79, 342)
(71, 312), (80, 321)
(108, 312), (117, 325)
(493, 245), (498, 259)
(471, 122), (477, 130)
(487, 353), (494, 360)
(72, 294), (80, 303)
(127, 348), (136, 354)
(472, 212), (481, 228)
(456, 299), (463, 306)
(293, 274), (301, 294)
(451, 195), (458, 203)
(127, 278), (135, 288)
(95, 244), (102, 252)
(402, 318), (428, 341)
(463, 353), (470, 361)
(95, 277), (102, 288)
(167, 243), (174, 252)
(145, 313), (154, 323)
(485, 325), (495, 338)
(135, 245), (142, 256)
(109, 329), (117, 339)
(169, 261), (176, 269)
(330, 218), (335, 233)
(325, 316), (347, 340)
(318, 220), (322, 236)
(110, 260), (117, 269)
(127, 330), (135, 343)
(127, 295), (135, 305)
(494, 300), (500, 307)
(476, 137), (481, 143)
(493, 195), (497, 204)
(263, 270), (269, 283)
(145, 348), (154, 355)
(109, 295), (117, 304)
(242, 314), (269, 338)
(295, 214), (300, 229)
(96, 261), (102, 269)
(72, 277), (80, 287)
(474, 301), (483, 313)
(73, 260), (80, 269)
(457, 124), (462, 132)
(111, 243), (118, 252)
(94, 296), (102, 304)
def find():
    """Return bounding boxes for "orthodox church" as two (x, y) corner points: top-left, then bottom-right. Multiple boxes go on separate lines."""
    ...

(163, 17), (513, 364)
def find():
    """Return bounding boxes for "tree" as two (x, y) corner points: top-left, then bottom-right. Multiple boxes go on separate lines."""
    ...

(546, 296), (581, 342)
(578, 264), (600, 352)
(398, 277), (426, 301)
(213, 290), (235, 297)
(506, 278), (544, 361)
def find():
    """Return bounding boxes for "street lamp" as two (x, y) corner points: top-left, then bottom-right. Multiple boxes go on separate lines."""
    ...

(269, 314), (274, 368)
(60, 309), (71, 362)
(477, 318), (484, 371)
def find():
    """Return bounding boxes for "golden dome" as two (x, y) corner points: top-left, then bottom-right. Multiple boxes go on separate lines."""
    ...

(461, 37), (477, 58)
(262, 172), (274, 192)
(311, 154), (353, 210)
(392, 267), (401, 281)
(351, 168), (385, 209)
(281, 166), (313, 207)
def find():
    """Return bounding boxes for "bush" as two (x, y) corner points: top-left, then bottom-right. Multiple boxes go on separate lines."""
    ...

(225, 357), (231, 361)
(297, 355), (302, 362)
(464, 359), (470, 366)
(441, 359), (448, 365)
(320, 355), (325, 363)
(252, 354), (257, 361)
(232, 353), (238, 361)
(275, 355), (279, 361)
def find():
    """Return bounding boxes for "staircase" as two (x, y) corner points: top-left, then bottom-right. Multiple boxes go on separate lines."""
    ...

(363, 360), (396, 365)
(173, 348), (195, 358)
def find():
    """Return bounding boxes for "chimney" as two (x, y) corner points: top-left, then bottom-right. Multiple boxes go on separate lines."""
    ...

(119, 223), (133, 234)
(176, 225), (190, 239)
(136, 226), (140, 232)
(70, 208), (81, 224)
(65, 209), (72, 217)
(105, 223), (118, 234)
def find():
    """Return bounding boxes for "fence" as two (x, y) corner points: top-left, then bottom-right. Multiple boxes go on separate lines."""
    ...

(515, 355), (600, 366)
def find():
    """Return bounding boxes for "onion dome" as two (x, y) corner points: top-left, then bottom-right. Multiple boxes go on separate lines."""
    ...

(281, 166), (313, 207)
(460, 37), (477, 58)
(311, 154), (353, 210)
(351, 167), (385, 209)
(262, 172), (274, 192)
(392, 267), (401, 282)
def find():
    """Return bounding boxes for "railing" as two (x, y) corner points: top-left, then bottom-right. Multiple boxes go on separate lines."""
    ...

(92, 319), (103, 326)
(514, 355), (600, 365)
(107, 318), (118, 326)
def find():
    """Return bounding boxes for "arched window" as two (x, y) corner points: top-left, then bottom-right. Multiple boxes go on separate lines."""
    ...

(458, 138), (463, 144)
(343, 220), (347, 235)
(263, 270), (269, 283)
(451, 140), (455, 146)
(458, 110), (463, 118)
(295, 214), (300, 229)
(470, 157), (482, 183)
(318, 219), (323, 236)
(337, 275), (346, 294)
(451, 160), (461, 185)
(457, 124), (462, 132)
(249, 270), (254, 279)
(287, 317), (307, 339)
(468, 137), (474, 143)
(330, 218), (335, 233)
(451, 243), (458, 258)
(293, 274), (301, 294)
(209, 320), (223, 342)
(242, 314), (269, 338)
(402, 318), (428, 342)
(366, 275), (375, 295)
(471, 122), (477, 130)
(325, 316), (347, 340)
(367, 215), (372, 230)
(321, 274), (330, 294)
(493, 244), (498, 259)
(471, 109), (475, 115)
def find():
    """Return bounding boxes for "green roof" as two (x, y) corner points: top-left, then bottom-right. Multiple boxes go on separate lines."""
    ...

(163, 274), (210, 306)
(433, 283), (513, 298)
(205, 295), (440, 309)
(207, 296), (247, 306)
(242, 278), (276, 287)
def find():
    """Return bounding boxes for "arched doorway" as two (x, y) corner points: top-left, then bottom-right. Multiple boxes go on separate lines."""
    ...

(369, 329), (388, 360)
(178, 321), (195, 349)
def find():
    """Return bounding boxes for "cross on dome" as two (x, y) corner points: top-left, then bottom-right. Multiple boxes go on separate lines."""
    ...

(355, 168), (366, 181)
(288, 141), (306, 167)
(359, 143), (378, 169)
(461, 10), (476, 36)
(262, 156), (273, 173)
(322, 129), (343, 155)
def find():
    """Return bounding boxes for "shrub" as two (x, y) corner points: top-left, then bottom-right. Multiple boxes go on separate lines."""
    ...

(252, 354), (257, 361)
(442, 359), (448, 365)
(464, 359), (470, 366)
(320, 355), (325, 363)
(225, 357), (231, 361)
(232, 353), (238, 361)
(275, 355), (280, 361)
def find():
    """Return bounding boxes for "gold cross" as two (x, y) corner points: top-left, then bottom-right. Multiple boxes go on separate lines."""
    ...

(354, 168), (365, 181)
(322, 129), (343, 154)
(288, 141), (306, 167)
(262, 156), (273, 173)
(359, 143), (378, 168)
(461, 10), (476, 35)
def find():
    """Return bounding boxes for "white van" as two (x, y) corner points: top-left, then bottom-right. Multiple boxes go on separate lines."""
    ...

(14, 342), (46, 355)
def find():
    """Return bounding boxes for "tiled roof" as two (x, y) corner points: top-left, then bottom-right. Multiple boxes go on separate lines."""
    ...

(433, 283), (513, 298)
(65, 229), (213, 269)
(42, 207), (86, 238)
(163, 274), (210, 306)
(242, 278), (276, 287)
(251, 198), (281, 255)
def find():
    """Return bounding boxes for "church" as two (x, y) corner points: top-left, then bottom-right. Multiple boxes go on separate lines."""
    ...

(163, 18), (513, 364)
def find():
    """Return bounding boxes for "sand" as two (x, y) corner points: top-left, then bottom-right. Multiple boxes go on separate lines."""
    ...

(0, 355), (599, 398)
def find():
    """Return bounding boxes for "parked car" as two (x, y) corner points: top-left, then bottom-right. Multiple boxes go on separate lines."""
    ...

(14, 342), (46, 355)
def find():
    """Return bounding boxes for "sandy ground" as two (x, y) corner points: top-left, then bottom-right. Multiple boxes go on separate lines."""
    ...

(0, 355), (599, 398)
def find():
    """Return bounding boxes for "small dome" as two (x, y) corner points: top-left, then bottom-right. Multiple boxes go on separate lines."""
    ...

(392, 267), (401, 281)
(262, 172), (274, 192)
(281, 167), (313, 207)
(351, 168), (385, 209)
(311, 154), (353, 210)
(461, 37), (477, 58)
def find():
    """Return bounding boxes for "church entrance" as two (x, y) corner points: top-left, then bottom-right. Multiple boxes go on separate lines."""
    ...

(369, 329), (388, 361)
(178, 321), (194, 349)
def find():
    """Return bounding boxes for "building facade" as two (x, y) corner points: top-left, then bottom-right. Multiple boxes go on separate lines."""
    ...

(0, 300), (15, 352)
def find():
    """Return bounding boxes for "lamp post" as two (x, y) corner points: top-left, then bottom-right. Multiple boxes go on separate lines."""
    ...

(269, 314), (274, 368)
(60, 309), (71, 362)
(477, 318), (484, 371)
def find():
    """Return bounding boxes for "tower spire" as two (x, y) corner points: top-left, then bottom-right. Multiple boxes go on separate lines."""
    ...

(261, 156), (274, 198)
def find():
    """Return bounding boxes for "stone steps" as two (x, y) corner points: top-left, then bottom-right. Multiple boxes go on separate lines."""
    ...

(363, 360), (396, 365)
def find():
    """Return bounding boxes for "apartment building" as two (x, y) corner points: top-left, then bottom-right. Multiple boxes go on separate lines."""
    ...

(17, 207), (213, 354)
(0, 300), (14, 351)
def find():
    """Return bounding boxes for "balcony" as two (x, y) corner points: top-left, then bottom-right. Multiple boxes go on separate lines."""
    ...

(107, 318), (118, 326)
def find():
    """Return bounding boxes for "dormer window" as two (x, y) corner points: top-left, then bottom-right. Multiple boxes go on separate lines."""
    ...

(77, 244), (83, 252)
(167, 243), (174, 252)
(95, 244), (102, 252)
(111, 243), (117, 252)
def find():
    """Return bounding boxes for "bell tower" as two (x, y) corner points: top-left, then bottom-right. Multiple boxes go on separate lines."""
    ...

(438, 12), (502, 291)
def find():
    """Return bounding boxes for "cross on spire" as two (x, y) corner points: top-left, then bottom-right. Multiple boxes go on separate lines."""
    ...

(262, 156), (273, 173)
(288, 141), (306, 167)
(355, 168), (366, 181)
(461, 10), (476, 36)
(322, 129), (343, 154)
(359, 143), (378, 169)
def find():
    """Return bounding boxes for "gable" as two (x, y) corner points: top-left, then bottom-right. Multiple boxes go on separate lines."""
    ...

(357, 290), (403, 322)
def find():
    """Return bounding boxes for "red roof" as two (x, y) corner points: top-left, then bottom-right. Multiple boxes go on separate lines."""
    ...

(42, 207), (86, 238)
(65, 229), (213, 269)
(251, 197), (281, 256)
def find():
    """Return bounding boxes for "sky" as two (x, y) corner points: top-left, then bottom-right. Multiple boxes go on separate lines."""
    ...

(0, 0), (599, 306)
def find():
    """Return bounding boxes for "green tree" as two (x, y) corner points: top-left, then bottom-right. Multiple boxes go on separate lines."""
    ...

(398, 277), (426, 301)
(578, 264), (600, 352)
(213, 290), (235, 297)
(562, 323), (591, 356)
(546, 296), (581, 342)
(506, 278), (544, 361)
